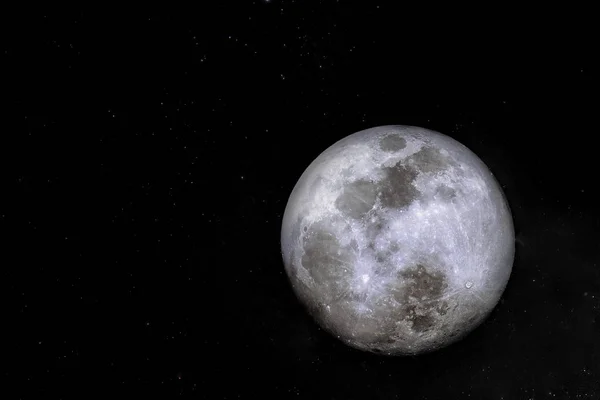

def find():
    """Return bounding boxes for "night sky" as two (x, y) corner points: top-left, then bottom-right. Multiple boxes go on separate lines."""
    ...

(6, 4), (600, 399)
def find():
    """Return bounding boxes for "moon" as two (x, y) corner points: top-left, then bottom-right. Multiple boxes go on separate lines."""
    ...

(280, 125), (514, 356)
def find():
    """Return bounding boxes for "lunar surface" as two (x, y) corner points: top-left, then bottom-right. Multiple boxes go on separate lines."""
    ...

(280, 125), (514, 355)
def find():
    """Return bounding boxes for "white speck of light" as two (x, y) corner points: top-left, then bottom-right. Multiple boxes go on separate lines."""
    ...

(362, 274), (370, 284)
(465, 281), (473, 289)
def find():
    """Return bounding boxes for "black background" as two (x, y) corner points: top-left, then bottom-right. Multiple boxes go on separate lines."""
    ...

(5, 3), (600, 399)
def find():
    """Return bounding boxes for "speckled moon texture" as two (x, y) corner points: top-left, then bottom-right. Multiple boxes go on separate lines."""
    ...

(281, 125), (514, 356)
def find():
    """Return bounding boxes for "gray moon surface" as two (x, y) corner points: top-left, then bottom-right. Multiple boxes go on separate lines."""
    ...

(280, 125), (515, 356)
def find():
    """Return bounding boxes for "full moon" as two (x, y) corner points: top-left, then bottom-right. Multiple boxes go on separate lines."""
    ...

(280, 125), (514, 356)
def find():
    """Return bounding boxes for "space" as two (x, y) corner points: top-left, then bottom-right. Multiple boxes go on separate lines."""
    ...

(6, 3), (600, 399)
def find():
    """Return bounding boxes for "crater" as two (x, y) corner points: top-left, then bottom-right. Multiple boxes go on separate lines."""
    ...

(335, 179), (377, 219)
(379, 134), (407, 152)
(379, 162), (421, 209)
